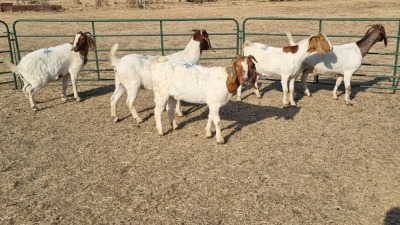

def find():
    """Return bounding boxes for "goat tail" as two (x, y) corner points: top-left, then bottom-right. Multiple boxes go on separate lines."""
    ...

(286, 32), (296, 46)
(110, 43), (120, 66)
(3, 60), (17, 73)
(243, 40), (253, 47)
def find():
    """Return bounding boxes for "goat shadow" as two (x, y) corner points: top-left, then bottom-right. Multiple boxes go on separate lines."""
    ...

(177, 100), (300, 143)
(254, 75), (389, 103)
(33, 83), (114, 111)
(76, 83), (115, 101)
(384, 207), (400, 225)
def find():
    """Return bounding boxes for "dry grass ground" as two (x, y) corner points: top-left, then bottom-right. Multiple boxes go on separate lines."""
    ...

(1, 0), (400, 224)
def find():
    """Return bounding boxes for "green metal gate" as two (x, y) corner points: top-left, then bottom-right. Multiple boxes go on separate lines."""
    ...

(0, 20), (17, 88)
(12, 18), (240, 82)
(243, 17), (400, 91)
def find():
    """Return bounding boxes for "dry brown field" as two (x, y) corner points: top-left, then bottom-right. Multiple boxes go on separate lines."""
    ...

(1, 0), (400, 224)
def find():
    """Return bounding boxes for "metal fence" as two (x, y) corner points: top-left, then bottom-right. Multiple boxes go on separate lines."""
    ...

(0, 20), (16, 88)
(243, 17), (400, 91)
(2, 17), (400, 91)
(12, 18), (240, 83)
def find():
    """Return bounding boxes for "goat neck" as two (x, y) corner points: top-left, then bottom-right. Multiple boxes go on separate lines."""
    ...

(356, 24), (387, 57)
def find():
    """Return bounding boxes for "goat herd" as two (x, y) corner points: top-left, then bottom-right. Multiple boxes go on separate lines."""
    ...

(4, 24), (388, 144)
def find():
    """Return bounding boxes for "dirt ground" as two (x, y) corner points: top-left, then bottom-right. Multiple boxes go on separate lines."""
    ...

(1, 0), (400, 224)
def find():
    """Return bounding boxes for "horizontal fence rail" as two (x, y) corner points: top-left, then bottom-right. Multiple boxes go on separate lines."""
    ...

(243, 17), (400, 91)
(0, 20), (16, 88)
(1, 17), (399, 92)
(12, 18), (240, 83)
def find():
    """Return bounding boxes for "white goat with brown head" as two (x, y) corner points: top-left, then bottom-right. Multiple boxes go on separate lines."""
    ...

(150, 55), (258, 144)
(110, 29), (212, 124)
(5, 31), (96, 111)
(287, 24), (387, 105)
(241, 33), (333, 107)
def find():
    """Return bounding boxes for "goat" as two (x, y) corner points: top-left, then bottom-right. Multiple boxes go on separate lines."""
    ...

(241, 33), (333, 107)
(150, 55), (258, 144)
(110, 29), (212, 124)
(286, 24), (387, 105)
(4, 31), (96, 111)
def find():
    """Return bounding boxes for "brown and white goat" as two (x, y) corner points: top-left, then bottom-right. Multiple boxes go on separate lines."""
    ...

(5, 31), (96, 111)
(150, 55), (258, 144)
(110, 29), (212, 123)
(287, 24), (387, 105)
(241, 33), (333, 107)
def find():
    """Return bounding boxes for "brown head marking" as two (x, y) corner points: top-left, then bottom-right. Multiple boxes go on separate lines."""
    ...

(246, 55), (258, 85)
(307, 32), (331, 55)
(225, 55), (258, 93)
(365, 24), (387, 47)
(356, 24), (388, 57)
(71, 31), (96, 65)
(192, 29), (212, 53)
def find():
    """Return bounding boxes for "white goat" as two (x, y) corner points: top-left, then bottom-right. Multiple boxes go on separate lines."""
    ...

(5, 31), (96, 111)
(286, 24), (387, 105)
(110, 29), (212, 123)
(241, 33), (333, 107)
(150, 55), (258, 144)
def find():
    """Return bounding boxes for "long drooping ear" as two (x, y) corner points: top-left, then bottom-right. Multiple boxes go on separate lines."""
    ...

(229, 57), (238, 85)
(85, 32), (96, 50)
(246, 55), (258, 84)
(308, 34), (326, 55)
(380, 25), (388, 47)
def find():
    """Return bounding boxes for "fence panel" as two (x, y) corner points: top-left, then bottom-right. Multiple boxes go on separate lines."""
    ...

(0, 20), (16, 88)
(243, 17), (400, 91)
(12, 18), (240, 81)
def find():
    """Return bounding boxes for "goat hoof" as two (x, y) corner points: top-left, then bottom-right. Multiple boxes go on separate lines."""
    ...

(61, 96), (68, 102)
(255, 95), (262, 99)
(75, 97), (81, 102)
(111, 116), (119, 123)
(216, 137), (225, 144)
(136, 119), (144, 124)
(283, 104), (290, 108)
(31, 106), (39, 111)
(171, 123), (178, 130)
(176, 112), (184, 117)
(205, 133), (213, 138)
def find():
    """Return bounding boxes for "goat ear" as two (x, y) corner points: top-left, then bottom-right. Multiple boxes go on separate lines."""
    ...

(380, 26), (388, 47)
(85, 33), (96, 50)
(248, 55), (258, 64)
(308, 36), (326, 55)
(229, 58), (238, 85)
(247, 55), (258, 84)
(88, 36), (96, 50)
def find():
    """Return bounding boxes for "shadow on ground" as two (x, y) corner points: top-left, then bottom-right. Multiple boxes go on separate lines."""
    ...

(384, 207), (400, 225)
(178, 100), (301, 143)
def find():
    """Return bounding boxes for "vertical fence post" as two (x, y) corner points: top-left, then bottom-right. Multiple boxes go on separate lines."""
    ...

(392, 19), (400, 92)
(12, 21), (21, 63)
(313, 19), (324, 84)
(3, 21), (17, 89)
(91, 20), (100, 80)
